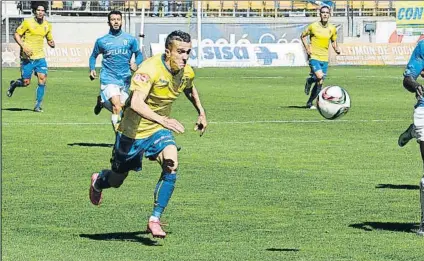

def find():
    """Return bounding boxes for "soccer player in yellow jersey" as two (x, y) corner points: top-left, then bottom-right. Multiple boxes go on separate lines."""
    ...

(89, 30), (207, 238)
(7, 1), (55, 112)
(301, 5), (340, 109)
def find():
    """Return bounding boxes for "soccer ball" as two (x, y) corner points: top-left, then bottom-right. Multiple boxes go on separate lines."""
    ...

(316, 86), (350, 120)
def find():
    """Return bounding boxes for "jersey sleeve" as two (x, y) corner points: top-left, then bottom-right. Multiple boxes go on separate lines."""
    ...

(330, 26), (338, 42)
(46, 23), (53, 41)
(89, 39), (101, 70)
(301, 24), (313, 37)
(15, 19), (29, 36)
(131, 37), (143, 66)
(404, 42), (424, 79)
(130, 61), (157, 92)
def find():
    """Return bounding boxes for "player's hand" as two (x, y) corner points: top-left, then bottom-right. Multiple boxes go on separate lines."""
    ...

(130, 62), (138, 72)
(23, 46), (33, 57)
(416, 85), (424, 98)
(335, 47), (341, 55)
(162, 117), (185, 134)
(89, 70), (97, 81)
(420, 70), (424, 78)
(47, 40), (55, 48)
(194, 114), (207, 137)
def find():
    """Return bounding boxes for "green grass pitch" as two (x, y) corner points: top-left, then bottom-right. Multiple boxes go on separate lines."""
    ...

(2, 66), (423, 261)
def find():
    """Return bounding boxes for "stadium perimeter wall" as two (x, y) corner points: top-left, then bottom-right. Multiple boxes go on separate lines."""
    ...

(2, 16), (419, 67)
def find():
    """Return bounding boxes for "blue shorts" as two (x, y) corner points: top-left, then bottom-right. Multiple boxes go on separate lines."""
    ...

(111, 129), (177, 173)
(21, 58), (48, 79)
(309, 59), (328, 79)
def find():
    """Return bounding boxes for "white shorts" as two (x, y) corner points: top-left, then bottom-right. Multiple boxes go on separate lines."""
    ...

(100, 84), (129, 112)
(414, 106), (424, 141)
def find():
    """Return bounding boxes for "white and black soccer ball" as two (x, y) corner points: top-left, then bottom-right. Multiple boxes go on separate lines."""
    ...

(317, 86), (351, 120)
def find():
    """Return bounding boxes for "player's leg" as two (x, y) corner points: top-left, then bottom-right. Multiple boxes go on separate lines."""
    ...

(418, 141), (424, 236)
(99, 84), (122, 132)
(398, 123), (417, 147)
(89, 132), (144, 205)
(93, 95), (103, 115)
(110, 94), (123, 132)
(144, 130), (178, 238)
(33, 59), (49, 112)
(307, 61), (327, 109)
(304, 62), (315, 96)
(306, 60), (324, 108)
(7, 60), (32, 97)
(413, 106), (424, 235)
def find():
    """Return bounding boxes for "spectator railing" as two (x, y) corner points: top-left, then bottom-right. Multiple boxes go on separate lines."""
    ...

(16, 1), (396, 18)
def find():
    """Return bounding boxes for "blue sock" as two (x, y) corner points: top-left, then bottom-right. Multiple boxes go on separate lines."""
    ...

(152, 172), (177, 218)
(35, 84), (45, 107)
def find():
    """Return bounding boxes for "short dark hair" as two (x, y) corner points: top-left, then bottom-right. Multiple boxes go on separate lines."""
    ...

(320, 5), (331, 13)
(108, 10), (122, 22)
(31, 1), (48, 13)
(165, 30), (191, 50)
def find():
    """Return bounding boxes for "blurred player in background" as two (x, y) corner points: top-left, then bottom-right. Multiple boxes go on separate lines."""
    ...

(89, 30), (208, 238)
(301, 5), (340, 109)
(89, 10), (143, 132)
(397, 39), (424, 236)
(7, 1), (55, 112)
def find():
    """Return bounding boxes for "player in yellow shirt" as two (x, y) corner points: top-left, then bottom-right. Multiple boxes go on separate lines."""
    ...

(89, 30), (208, 238)
(7, 1), (55, 112)
(301, 5), (340, 109)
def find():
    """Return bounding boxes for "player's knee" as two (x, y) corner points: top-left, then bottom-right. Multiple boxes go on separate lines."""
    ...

(107, 171), (128, 188)
(112, 103), (122, 113)
(38, 75), (47, 83)
(162, 158), (178, 173)
(316, 73), (324, 81)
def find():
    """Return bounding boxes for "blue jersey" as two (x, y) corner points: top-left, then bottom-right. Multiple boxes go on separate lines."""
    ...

(404, 40), (424, 107)
(89, 30), (143, 87)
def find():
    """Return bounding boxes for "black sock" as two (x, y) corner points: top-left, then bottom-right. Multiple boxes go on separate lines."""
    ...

(307, 83), (322, 105)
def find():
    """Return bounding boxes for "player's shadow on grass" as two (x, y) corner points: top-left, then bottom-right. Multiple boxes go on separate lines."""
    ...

(68, 142), (113, 148)
(349, 222), (419, 233)
(79, 231), (162, 246)
(2, 107), (34, 112)
(375, 184), (419, 190)
(266, 248), (300, 252)
(286, 105), (310, 109)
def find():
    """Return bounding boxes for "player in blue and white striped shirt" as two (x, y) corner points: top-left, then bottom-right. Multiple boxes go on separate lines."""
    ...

(89, 10), (143, 132)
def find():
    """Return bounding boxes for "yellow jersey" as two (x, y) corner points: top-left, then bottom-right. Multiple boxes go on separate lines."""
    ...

(302, 21), (337, 62)
(15, 18), (53, 60)
(118, 54), (195, 139)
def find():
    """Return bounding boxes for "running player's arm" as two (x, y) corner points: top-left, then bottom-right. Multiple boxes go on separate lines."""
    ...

(301, 24), (312, 56)
(130, 72), (184, 133)
(330, 26), (340, 54)
(404, 74), (424, 96)
(46, 23), (55, 48)
(183, 75), (207, 136)
(89, 39), (101, 80)
(129, 38), (143, 72)
(404, 43), (424, 96)
(14, 20), (32, 56)
(131, 37), (143, 69)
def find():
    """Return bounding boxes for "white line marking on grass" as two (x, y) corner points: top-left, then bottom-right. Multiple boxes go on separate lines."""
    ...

(198, 76), (402, 79)
(49, 69), (74, 72)
(2, 119), (406, 126)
